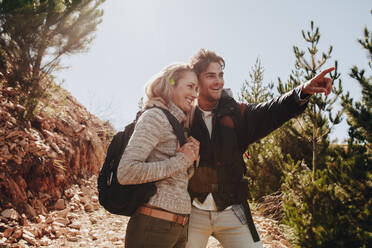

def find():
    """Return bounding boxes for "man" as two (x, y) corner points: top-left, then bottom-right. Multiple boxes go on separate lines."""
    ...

(186, 49), (334, 248)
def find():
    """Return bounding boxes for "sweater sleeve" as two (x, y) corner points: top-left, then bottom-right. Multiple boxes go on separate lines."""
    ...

(116, 108), (192, 185)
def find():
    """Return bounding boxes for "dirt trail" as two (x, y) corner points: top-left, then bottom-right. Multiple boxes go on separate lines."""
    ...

(1, 176), (291, 248)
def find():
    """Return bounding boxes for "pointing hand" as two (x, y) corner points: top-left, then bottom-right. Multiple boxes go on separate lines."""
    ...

(302, 67), (335, 96)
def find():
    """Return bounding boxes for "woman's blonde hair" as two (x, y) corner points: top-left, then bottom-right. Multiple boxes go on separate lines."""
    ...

(144, 63), (194, 107)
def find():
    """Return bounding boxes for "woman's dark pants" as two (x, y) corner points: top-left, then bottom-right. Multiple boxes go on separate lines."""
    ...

(125, 212), (188, 248)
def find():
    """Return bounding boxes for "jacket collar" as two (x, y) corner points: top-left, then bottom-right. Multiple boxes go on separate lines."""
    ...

(196, 89), (237, 116)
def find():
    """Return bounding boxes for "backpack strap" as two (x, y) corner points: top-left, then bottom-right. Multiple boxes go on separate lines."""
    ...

(156, 107), (186, 146)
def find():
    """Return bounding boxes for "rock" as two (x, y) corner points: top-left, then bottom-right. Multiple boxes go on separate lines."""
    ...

(0, 216), (8, 223)
(56, 207), (70, 219)
(3, 227), (15, 238)
(71, 194), (80, 203)
(80, 196), (88, 205)
(0, 237), (6, 245)
(17, 238), (29, 247)
(79, 241), (89, 247)
(84, 203), (94, 213)
(70, 202), (81, 211)
(67, 228), (80, 236)
(91, 195), (98, 203)
(0, 223), (7, 232)
(54, 217), (70, 226)
(42, 225), (52, 236)
(110, 236), (119, 242)
(67, 236), (79, 242)
(67, 213), (79, 221)
(52, 227), (63, 238)
(89, 231), (98, 240)
(89, 217), (97, 224)
(13, 228), (23, 239)
(52, 221), (66, 229)
(54, 199), (66, 210)
(39, 236), (51, 246)
(69, 222), (81, 230)
(24, 203), (37, 219)
(113, 240), (124, 246)
(23, 228), (40, 239)
(20, 214), (29, 226)
(36, 214), (46, 224)
(34, 199), (48, 215)
(22, 231), (38, 246)
(45, 216), (54, 224)
(1, 209), (19, 221)
(64, 188), (75, 199)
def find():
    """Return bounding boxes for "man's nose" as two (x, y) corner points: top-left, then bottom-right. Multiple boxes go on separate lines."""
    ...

(216, 77), (224, 85)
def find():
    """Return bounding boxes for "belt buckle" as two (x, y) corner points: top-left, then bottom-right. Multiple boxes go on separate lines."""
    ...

(182, 216), (188, 226)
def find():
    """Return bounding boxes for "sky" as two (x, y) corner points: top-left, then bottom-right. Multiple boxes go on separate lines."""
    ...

(58, 0), (371, 143)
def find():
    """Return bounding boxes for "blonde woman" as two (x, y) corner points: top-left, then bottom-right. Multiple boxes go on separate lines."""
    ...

(117, 63), (199, 248)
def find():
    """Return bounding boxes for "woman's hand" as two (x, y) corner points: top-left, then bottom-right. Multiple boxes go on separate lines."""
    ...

(178, 136), (199, 162)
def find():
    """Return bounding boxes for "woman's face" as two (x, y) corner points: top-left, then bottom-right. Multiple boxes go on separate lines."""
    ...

(172, 71), (198, 113)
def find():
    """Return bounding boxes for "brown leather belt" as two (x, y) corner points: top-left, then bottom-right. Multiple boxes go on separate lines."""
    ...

(137, 205), (189, 226)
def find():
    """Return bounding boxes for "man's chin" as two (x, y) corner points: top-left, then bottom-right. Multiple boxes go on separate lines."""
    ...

(211, 92), (222, 101)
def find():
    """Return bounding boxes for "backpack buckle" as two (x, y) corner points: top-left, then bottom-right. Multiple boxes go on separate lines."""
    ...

(107, 172), (113, 186)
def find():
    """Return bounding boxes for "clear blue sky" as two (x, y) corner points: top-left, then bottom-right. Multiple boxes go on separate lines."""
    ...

(58, 0), (371, 143)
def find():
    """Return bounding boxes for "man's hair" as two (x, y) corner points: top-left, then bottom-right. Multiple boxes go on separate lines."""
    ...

(190, 49), (225, 77)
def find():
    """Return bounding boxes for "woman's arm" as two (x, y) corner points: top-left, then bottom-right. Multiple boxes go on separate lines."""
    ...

(117, 108), (191, 185)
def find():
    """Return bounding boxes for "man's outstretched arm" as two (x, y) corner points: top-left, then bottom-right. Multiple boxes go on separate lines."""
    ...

(241, 67), (335, 147)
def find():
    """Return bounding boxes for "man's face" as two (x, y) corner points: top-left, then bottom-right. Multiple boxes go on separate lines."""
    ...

(198, 62), (224, 103)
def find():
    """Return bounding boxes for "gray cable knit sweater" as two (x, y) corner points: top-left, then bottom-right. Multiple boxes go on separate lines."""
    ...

(117, 102), (193, 214)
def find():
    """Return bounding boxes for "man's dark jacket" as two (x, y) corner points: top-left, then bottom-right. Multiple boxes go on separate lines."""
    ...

(188, 87), (308, 242)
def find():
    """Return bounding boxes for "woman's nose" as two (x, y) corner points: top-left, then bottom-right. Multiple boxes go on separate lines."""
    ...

(191, 90), (197, 98)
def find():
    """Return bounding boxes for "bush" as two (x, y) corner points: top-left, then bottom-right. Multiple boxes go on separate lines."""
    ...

(282, 154), (372, 248)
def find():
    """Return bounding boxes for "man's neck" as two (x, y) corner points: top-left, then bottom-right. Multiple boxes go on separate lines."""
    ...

(198, 96), (218, 112)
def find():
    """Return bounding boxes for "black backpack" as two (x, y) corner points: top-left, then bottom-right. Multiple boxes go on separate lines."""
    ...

(97, 107), (186, 216)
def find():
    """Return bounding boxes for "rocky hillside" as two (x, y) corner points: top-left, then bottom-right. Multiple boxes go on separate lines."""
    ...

(0, 84), (114, 222)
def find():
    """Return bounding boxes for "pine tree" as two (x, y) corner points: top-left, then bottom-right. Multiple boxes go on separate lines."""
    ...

(282, 16), (372, 248)
(342, 24), (372, 153)
(277, 21), (343, 180)
(0, 0), (105, 119)
(238, 58), (285, 199)
(239, 57), (274, 103)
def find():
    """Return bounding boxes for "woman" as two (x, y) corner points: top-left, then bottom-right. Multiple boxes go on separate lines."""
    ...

(117, 63), (199, 248)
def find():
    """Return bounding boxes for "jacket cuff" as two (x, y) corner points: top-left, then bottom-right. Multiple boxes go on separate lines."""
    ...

(295, 86), (311, 105)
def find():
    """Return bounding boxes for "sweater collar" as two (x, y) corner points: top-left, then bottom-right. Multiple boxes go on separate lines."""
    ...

(168, 101), (187, 123)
